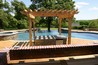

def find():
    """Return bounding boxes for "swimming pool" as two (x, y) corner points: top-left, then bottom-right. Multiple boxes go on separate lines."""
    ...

(17, 30), (98, 40)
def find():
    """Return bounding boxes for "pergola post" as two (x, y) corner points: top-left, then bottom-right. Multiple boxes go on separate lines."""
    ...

(32, 19), (36, 45)
(29, 18), (32, 46)
(58, 17), (62, 35)
(68, 18), (72, 44)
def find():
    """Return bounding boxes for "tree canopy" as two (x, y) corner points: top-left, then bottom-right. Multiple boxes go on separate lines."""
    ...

(0, 0), (28, 29)
(30, 0), (76, 32)
(0, 0), (98, 30)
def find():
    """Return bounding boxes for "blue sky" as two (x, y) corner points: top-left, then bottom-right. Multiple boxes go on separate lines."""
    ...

(73, 0), (98, 20)
(7, 0), (98, 20)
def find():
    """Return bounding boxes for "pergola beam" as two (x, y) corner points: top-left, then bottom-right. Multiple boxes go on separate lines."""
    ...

(22, 9), (77, 18)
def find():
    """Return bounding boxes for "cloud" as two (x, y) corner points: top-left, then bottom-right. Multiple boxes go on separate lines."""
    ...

(90, 7), (98, 11)
(75, 2), (89, 8)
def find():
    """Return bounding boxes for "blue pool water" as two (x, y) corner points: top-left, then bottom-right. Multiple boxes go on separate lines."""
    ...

(17, 30), (98, 40)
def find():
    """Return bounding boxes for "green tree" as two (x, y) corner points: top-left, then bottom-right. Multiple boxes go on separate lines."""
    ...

(75, 19), (98, 29)
(0, 0), (29, 29)
(17, 19), (28, 29)
(0, 0), (13, 29)
(30, 0), (76, 32)
(11, 0), (27, 20)
(11, 0), (28, 29)
(88, 19), (98, 28)
(7, 15), (18, 29)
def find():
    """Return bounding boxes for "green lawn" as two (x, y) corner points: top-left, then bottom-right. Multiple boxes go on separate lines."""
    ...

(41, 28), (58, 30)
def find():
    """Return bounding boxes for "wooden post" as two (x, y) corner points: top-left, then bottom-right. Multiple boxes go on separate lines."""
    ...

(32, 19), (36, 45)
(58, 17), (62, 35)
(28, 19), (32, 46)
(27, 11), (33, 46)
(26, 10), (35, 46)
(68, 18), (72, 44)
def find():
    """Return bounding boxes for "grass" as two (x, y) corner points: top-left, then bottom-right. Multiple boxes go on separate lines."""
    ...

(41, 28), (58, 30)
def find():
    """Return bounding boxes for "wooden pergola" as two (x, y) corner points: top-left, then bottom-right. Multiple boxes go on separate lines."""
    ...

(21, 9), (78, 46)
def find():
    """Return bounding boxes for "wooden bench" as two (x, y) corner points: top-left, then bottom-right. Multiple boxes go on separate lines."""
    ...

(9, 44), (98, 60)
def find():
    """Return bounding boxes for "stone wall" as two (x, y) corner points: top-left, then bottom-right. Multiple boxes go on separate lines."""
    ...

(0, 34), (18, 41)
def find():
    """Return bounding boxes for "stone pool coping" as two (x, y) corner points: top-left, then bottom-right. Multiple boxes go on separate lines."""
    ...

(3, 28), (98, 33)
(0, 31), (18, 36)
(0, 31), (18, 41)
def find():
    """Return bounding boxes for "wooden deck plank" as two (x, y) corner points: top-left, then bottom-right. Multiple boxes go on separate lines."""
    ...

(12, 42), (18, 47)
(21, 42), (26, 47)
(20, 42), (26, 47)
(16, 42), (23, 46)
(26, 42), (30, 46)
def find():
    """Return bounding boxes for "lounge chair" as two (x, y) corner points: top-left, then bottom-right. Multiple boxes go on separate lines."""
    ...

(34, 35), (56, 45)
(54, 35), (67, 44)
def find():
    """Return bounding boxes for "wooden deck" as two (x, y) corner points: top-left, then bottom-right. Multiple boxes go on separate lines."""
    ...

(12, 42), (30, 47)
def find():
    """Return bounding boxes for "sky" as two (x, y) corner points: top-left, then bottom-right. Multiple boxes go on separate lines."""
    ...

(73, 0), (98, 20)
(7, 0), (98, 20)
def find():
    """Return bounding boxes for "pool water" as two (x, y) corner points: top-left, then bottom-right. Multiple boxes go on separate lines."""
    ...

(17, 30), (98, 40)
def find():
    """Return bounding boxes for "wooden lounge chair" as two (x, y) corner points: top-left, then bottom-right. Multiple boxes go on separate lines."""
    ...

(54, 35), (67, 44)
(34, 35), (56, 45)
